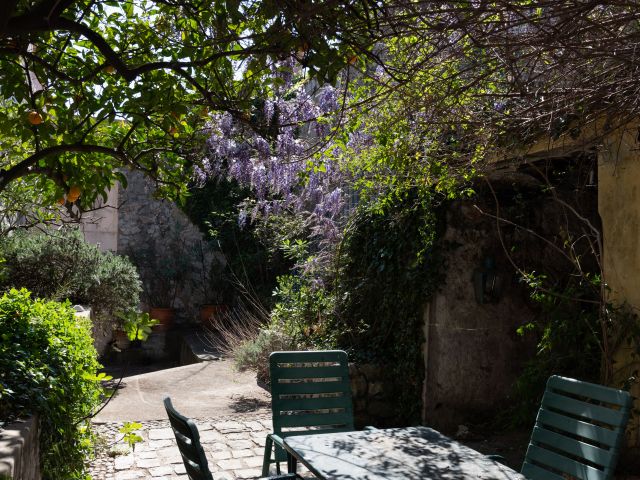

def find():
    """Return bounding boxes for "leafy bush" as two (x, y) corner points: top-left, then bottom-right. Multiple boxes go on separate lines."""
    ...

(234, 328), (298, 384)
(0, 229), (141, 317)
(271, 273), (337, 348)
(0, 289), (104, 478)
(505, 277), (603, 427)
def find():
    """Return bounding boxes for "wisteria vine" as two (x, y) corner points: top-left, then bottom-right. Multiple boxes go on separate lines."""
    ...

(195, 63), (365, 267)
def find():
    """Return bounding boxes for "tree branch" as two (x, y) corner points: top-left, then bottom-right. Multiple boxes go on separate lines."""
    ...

(0, 144), (125, 190)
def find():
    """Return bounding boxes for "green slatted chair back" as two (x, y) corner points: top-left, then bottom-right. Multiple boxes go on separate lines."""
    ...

(522, 375), (632, 480)
(265, 350), (354, 470)
(163, 396), (213, 480)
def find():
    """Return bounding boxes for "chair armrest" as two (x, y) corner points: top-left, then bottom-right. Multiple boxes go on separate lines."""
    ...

(269, 433), (285, 449)
(261, 475), (301, 479)
(486, 454), (507, 465)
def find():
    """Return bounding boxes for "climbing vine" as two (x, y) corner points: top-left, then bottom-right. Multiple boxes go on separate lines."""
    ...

(334, 188), (445, 423)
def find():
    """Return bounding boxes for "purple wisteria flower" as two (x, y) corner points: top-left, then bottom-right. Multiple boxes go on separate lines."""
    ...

(195, 60), (372, 275)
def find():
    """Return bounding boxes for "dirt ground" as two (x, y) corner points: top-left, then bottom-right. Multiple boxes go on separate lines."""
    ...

(95, 359), (271, 422)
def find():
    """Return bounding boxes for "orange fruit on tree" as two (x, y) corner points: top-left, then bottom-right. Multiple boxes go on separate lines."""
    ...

(67, 185), (81, 202)
(104, 65), (116, 74)
(27, 111), (43, 125)
(56, 197), (65, 205)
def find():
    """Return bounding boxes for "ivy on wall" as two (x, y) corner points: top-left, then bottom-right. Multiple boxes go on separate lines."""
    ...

(334, 188), (445, 424)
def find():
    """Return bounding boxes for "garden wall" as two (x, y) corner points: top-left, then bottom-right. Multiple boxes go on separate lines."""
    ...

(0, 415), (40, 480)
(349, 364), (397, 428)
(598, 124), (640, 453)
(117, 171), (214, 323)
(422, 199), (537, 431)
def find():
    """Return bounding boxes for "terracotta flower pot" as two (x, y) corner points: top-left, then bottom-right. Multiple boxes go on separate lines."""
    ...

(149, 307), (175, 332)
(199, 304), (229, 329)
(113, 329), (131, 350)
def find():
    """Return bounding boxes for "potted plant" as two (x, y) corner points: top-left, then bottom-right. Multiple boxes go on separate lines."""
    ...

(113, 311), (159, 349)
(191, 240), (233, 327)
(128, 234), (192, 331)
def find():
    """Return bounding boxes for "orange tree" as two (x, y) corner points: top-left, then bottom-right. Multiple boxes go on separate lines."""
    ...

(0, 0), (388, 217)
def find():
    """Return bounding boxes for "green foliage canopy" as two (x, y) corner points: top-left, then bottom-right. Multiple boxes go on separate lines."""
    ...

(0, 228), (142, 316)
(0, 0), (384, 210)
(0, 288), (105, 478)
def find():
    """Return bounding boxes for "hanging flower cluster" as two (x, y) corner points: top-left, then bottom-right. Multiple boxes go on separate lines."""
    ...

(195, 63), (356, 257)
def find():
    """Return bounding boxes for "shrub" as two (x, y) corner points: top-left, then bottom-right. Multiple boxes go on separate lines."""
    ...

(0, 229), (141, 317)
(271, 273), (337, 348)
(0, 289), (104, 478)
(234, 328), (298, 384)
(334, 188), (443, 423)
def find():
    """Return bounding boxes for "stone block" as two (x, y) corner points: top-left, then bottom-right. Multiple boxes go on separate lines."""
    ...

(114, 471), (144, 480)
(114, 454), (134, 470)
(147, 439), (173, 449)
(149, 465), (174, 477)
(234, 468), (262, 479)
(205, 441), (228, 452)
(350, 376), (368, 399)
(135, 457), (161, 468)
(148, 428), (175, 440)
(199, 429), (226, 442)
(136, 450), (158, 459)
(244, 456), (265, 468)
(208, 449), (232, 460)
(212, 473), (234, 480)
(368, 381), (385, 397)
(212, 420), (245, 433)
(216, 458), (245, 470)
(243, 421), (265, 432)
(228, 440), (253, 450)
(0, 415), (40, 480)
(231, 449), (253, 458)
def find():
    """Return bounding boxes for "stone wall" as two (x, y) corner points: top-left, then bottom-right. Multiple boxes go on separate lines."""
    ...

(422, 200), (537, 432)
(0, 415), (40, 480)
(598, 124), (640, 454)
(117, 171), (215, 324)
(349, 364), (397, 428)
(80, 183), (119, 252)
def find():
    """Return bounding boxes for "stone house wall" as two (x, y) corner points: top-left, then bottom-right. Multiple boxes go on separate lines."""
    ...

(117, 171), (215, 324)
(422, 200), (537, 431)
(598, 125), (640, 451)
(349, 364), (397, 428)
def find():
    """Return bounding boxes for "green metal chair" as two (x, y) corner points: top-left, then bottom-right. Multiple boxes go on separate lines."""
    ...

(164, 396), (214, 480)
(261, 350), (355, 477)
(521, 375), (632, 480)
(163, 396), (299, 480)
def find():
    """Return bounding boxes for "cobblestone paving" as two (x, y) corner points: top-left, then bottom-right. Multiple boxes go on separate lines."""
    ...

(89, 414), (294, 480)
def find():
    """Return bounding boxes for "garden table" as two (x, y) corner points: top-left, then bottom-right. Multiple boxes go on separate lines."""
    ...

(282, 426), (525, 480)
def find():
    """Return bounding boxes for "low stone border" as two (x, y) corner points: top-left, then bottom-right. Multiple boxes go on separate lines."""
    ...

(0, 415), (40, 480)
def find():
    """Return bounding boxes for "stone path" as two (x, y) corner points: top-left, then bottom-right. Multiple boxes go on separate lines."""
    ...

(90, 414), (284, 479)
(88, 346), (311, 479)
